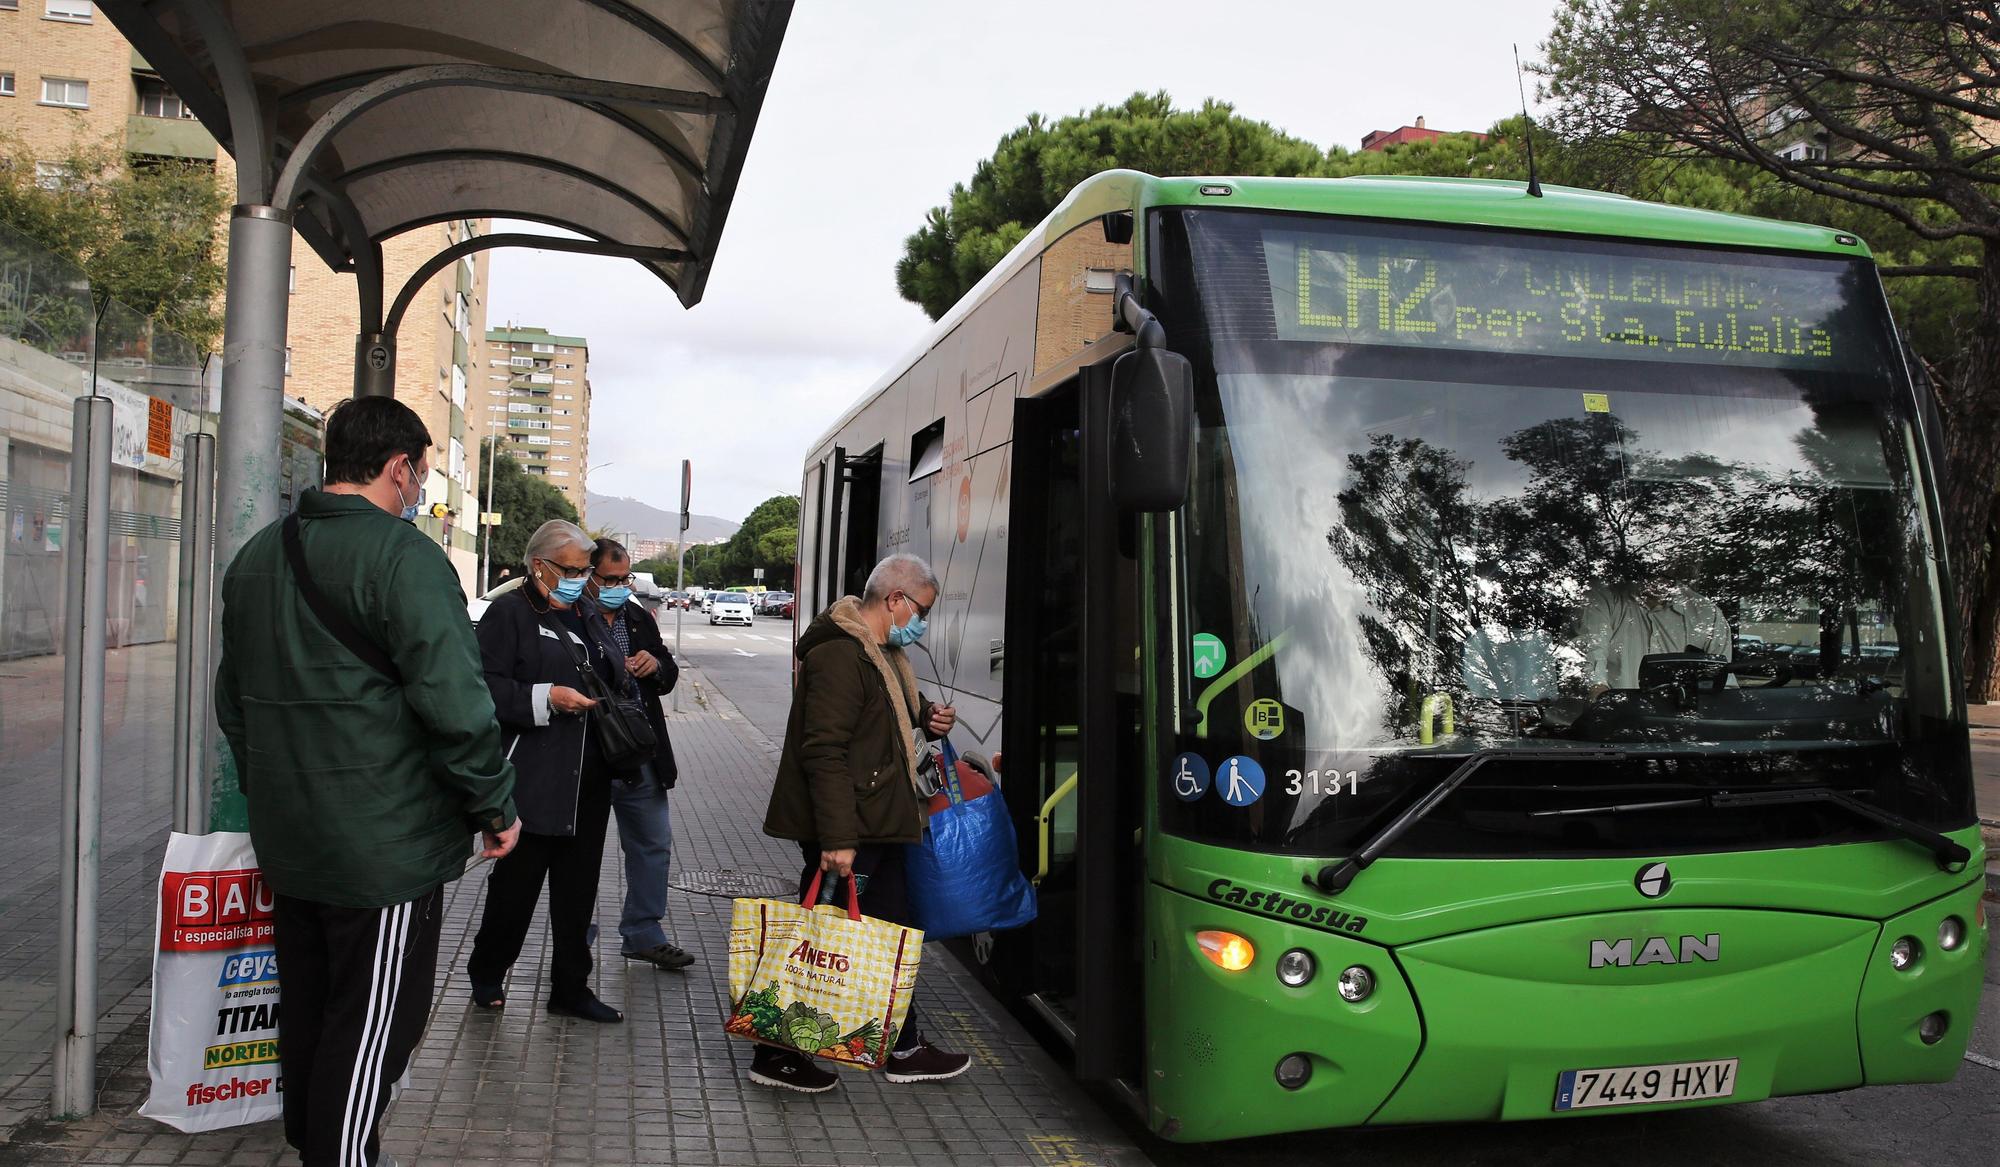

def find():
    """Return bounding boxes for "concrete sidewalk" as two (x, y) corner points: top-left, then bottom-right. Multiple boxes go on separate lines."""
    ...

(0, 682), (1148, 1167)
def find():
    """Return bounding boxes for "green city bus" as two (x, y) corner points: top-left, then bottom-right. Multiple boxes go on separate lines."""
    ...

(794, 170), (1987, 1140)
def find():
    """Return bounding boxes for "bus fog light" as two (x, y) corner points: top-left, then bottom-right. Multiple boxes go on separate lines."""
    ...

(1275, 1053), (1312, 1089)
(1276, 949), (1316, 987)
(1890, 936), (1920, 971)
(1918, 1012), (1948, 1045)
(1937, 917), (1965, 952)
(1196, 930), (1255, 972)
(1337, 965), (1374, 1002)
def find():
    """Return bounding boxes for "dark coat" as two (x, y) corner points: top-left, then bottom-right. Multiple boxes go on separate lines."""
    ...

(597, 600), (679, 787)
(215, 490), (516, 907)
(476, 587), (626, 835)
(763, 599), (938, 849)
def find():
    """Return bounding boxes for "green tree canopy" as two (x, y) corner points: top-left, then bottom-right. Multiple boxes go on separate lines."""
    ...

(0, 134), (228, 349)
(679, 494), (802, 587)
(481, 438), (581, 583)
(896, 92), (1327, 319)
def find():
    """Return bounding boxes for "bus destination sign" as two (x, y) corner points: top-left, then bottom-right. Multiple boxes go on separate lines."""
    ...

(1266, 230), (1866, 371)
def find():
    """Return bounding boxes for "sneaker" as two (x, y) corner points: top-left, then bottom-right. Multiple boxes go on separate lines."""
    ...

(883, 1037), (972, 1083)
(749, 1050), (839, 1094)
(623, 943), (696, 971)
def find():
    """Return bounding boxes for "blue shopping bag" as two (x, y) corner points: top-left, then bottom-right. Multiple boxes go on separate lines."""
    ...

(906, 739), (1038, 940)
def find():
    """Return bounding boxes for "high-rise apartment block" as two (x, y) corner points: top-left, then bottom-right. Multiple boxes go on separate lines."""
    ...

(0, 1), (491, 589)
(478, 327), (592, 521)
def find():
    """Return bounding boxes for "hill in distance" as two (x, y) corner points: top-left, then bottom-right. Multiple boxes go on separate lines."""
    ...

(586, 491), (739, 544)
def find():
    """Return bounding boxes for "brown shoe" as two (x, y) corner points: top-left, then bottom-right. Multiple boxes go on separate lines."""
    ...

(883, 1037), (972, 1083)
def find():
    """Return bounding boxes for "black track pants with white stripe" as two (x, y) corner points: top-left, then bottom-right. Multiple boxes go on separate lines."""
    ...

(273, 887), (443, 1167)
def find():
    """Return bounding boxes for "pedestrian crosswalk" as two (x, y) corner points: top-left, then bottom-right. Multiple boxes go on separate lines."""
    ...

(670, 630), (789, 643)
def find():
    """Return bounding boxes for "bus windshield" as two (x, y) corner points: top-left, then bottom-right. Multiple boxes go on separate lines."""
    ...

(1150, 207), (1973, 859)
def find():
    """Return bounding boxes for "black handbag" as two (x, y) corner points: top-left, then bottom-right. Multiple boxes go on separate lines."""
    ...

(539, 613), (657, 772)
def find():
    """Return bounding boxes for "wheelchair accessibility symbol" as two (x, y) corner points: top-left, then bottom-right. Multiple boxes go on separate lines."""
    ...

(1170, 753), (1210, 802)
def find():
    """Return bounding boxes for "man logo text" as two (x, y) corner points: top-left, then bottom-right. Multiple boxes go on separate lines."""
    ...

(1589, 934), (1720, 968)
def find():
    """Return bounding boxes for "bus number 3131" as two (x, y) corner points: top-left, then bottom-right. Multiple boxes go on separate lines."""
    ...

(1285, 769), (1360, 796)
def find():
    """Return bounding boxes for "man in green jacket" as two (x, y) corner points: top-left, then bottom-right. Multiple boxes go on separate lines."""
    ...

(215, 396), (518, 1167)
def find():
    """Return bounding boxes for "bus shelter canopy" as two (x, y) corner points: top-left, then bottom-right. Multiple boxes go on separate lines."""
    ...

(109, 0), (791, 306)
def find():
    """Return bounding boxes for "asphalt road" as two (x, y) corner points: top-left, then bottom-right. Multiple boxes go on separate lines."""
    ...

(656, 604), (795, 744)
(683, 619), (2000, 1165)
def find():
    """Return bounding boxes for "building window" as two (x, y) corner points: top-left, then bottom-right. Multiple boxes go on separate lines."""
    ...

(1777, 140), (1827, 162)
(450, 437), (466, 487)
(450, 363), (467, 408)
(509, 355), (533, 368)
(288, 265), (296, 293)
(454, 292), (470, 338)
(39, 77), (89, 108)
(33, 161), (74, 190)
(135, 76), (193, 119)
(284, 347), (293, 377)
(0, 74), (15, 98)
(530, 343), (554, 353)
(0, 2), (19, 12)
(44, 0), (92, 22)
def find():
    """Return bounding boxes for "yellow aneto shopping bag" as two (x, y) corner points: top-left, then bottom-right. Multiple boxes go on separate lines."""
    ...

(725, 870), (923, 1069)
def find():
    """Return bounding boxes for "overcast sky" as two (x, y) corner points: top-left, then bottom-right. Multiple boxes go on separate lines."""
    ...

(488, 0), (1561, 523)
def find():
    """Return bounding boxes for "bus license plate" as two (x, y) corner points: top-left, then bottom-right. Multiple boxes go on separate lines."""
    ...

(1553, 1059), (1738, 1111)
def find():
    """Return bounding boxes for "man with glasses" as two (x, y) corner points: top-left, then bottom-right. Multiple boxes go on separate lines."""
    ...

(754, 553), (969, 1092)
(586, 537), (693, 971)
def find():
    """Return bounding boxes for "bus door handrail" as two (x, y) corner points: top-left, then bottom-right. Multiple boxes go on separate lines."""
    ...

(1036, 771), (1080, 886)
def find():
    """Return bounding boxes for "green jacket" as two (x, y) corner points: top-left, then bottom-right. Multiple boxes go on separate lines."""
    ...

(215, 490), (517, 908)
(764, 598), (938, 849)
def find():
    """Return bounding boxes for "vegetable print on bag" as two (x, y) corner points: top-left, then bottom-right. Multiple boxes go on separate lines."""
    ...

(724, 871), (923, 1069)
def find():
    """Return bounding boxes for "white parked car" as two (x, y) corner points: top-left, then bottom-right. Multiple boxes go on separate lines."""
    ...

(709, 591), (754, 627)
(467, 576), (525, 625)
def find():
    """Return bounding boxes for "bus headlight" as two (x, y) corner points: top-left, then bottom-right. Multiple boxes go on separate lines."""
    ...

(1937, 917), (1965, 952)
(1890, 936), (1920, 971)
(1275, 1053), (1312, 1089)
(1196, 930), (1255, 972)
(1337, 965), (1374, 1002)
(1276, 949), (1316, 988)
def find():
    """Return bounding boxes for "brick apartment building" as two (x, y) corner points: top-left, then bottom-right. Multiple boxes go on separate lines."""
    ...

(0, 0), (490, 590)
(478, 326), (591, 522)
(1360, 115), (1487, 152)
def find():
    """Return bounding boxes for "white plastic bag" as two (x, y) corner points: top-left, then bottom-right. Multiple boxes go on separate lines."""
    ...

(138, 831), (283, 1132)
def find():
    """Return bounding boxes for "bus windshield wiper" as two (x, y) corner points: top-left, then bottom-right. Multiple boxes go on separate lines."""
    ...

(1532, 786), (1972, 872)
(1307, 749), (1626, 895)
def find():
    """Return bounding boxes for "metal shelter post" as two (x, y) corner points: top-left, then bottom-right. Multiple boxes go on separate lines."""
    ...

(172, 432), (217, 834)
(53, 395), (112, 1118)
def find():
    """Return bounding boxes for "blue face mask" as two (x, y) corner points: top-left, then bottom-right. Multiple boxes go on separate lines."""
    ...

(597, 586), (631, 609)
(394, 459), (421, 523)
(886, 599), (928, 648)
(543, 564), (587, 604)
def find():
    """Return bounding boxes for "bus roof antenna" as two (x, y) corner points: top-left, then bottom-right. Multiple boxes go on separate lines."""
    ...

(1514, 44), (1544, 198)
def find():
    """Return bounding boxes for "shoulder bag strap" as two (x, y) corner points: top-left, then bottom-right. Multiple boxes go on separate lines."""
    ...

(282, 513), (403, 685)
(535, 609), (607, 700)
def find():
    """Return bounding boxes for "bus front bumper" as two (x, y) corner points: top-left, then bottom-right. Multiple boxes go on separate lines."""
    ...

(1144, 878), (1986, 1141)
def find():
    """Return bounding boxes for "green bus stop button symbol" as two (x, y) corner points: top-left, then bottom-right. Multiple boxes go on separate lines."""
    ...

(1192, 633), (1226, 679)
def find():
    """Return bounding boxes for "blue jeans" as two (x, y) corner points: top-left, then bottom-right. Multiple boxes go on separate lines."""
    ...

(610, 772), (674, 952)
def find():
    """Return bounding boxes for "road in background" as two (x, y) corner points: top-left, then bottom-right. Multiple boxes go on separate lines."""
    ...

(662, 610), (795, 744)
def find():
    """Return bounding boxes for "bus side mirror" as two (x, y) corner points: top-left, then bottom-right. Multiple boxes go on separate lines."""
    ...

(1109, 347), (1193, 512)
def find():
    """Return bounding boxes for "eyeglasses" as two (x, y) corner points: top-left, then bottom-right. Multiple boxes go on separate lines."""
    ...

(898, 592), (933, 620)
(538, 559), (592, 580)
(594, 572), (634, 588)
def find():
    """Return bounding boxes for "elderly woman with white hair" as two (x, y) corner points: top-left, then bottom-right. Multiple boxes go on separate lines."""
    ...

(465, 520), (627, 1023)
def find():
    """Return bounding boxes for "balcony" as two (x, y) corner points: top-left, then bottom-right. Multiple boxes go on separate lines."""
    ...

(126, 114), (216, 161)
